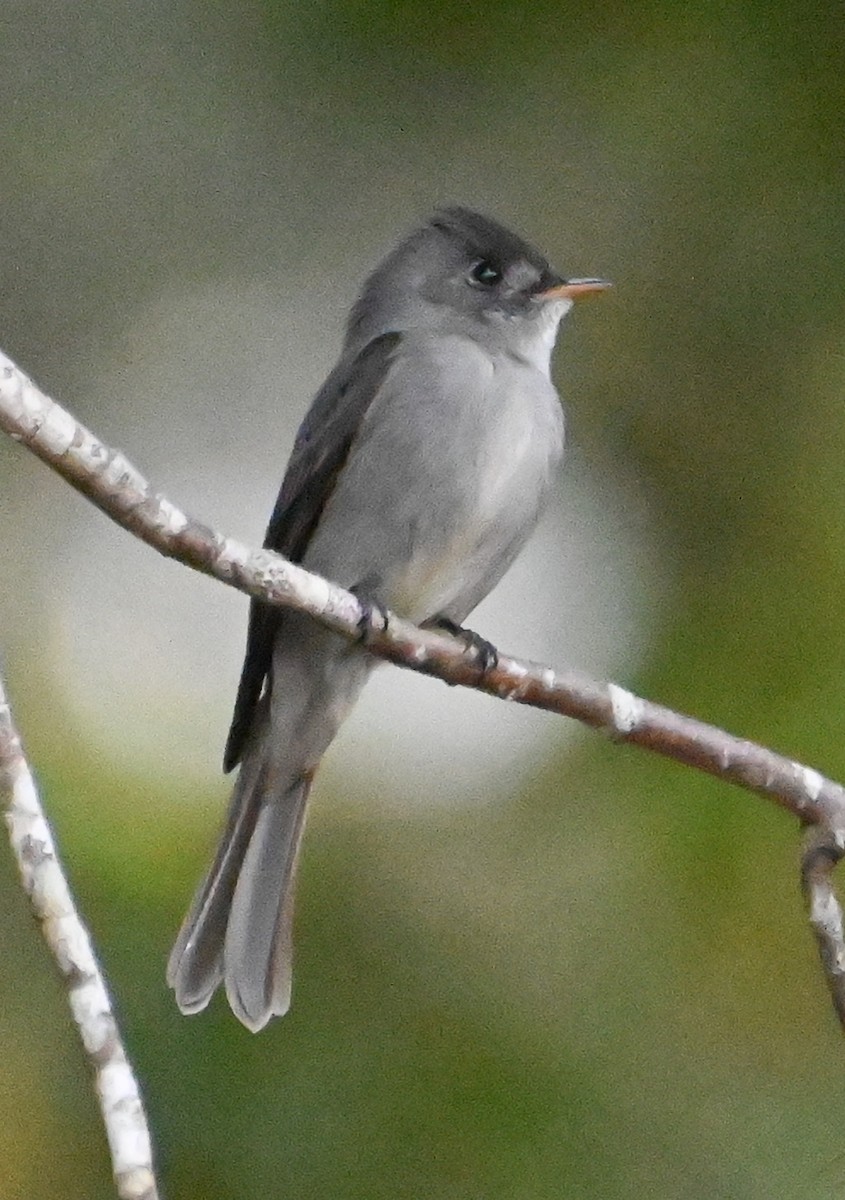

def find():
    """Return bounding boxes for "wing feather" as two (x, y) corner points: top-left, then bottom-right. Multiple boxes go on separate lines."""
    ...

(223, 332), (401, 771)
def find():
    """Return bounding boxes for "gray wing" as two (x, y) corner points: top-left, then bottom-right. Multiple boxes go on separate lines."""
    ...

(223, 332), (401, 771)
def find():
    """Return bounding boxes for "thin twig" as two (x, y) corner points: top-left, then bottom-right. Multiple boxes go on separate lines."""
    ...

(0, 671), (160, 1200)
(802, 823), (845, 1026)
(2, 346), (845, 1031)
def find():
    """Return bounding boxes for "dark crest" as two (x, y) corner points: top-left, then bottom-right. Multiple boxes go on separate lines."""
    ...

(429, 206), (558, 283)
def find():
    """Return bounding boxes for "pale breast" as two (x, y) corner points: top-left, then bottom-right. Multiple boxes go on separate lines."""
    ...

(389, 350), (564, 622)
(302, 333), (564, 625)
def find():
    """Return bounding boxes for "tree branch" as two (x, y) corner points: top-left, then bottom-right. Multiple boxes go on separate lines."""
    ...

(0, 671), (160, 1200)
(2, 346), (844, 1034)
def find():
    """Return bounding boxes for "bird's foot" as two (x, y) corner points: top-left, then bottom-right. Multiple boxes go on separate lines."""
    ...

(430, 617), (499, 675)
(352, 588), (390, 645)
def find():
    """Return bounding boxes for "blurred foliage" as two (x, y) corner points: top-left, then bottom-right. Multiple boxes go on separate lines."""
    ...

(2, 1), (845, 1198)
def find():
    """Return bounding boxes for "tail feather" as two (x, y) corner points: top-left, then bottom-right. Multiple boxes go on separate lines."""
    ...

(169, 628), (374, 1029)
(167, 733), (310, 1029)
(167, 745), (267, 1013)
(224, 780), (310, 1029)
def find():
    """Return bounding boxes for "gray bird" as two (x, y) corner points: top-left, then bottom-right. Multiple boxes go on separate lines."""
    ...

(167, 206), (609, 1030)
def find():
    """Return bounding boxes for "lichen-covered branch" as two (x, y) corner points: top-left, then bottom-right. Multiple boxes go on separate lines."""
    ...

(2, 345), (845, 1033)
(0, 672), (159, 1200)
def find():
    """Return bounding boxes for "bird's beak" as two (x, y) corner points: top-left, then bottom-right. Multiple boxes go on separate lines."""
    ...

(537, 278), (612, 302)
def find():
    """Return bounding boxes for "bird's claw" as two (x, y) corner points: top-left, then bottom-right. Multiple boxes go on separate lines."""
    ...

(433, 618), (499, 675)
(353, 590), (389, 644)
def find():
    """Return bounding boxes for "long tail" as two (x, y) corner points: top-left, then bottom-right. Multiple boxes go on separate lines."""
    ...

(170, 619), (374, 1030)
(167, 724), (311, 1032)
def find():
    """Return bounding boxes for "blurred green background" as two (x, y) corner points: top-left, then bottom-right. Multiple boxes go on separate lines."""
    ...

(2, 1), (845, 1197)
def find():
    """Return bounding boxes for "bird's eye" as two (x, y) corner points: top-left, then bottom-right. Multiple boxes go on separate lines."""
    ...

(469, 260), (503, 286)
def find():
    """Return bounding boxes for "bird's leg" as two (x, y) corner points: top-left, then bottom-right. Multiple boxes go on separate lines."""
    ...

(350, 585), (390, 645)
(427, 616), (499, 675)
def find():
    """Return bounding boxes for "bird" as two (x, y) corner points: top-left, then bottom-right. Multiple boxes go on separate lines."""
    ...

(167, 206), (609, 1030)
